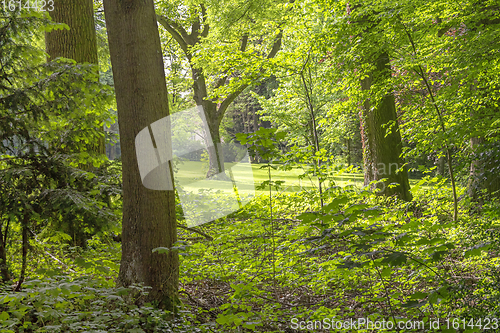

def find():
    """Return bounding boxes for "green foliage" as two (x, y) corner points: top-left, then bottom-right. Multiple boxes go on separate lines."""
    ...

(236, 127), (285, 162)
(2, 1), (500, 332)
(0, 7), (121, 282)
(0, 277), (212, 332)
(171, 174), (500, 331)
(254, 7), (351, 160)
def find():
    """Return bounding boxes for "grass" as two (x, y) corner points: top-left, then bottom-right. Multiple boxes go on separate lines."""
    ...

(173, 160), (365, 196)
(173, 160), (432, 197)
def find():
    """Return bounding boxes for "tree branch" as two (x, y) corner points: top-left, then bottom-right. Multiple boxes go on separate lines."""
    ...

(217, 83), (250, 119)
(214, 75), (228, 90)
(177, 224), (213, 241)
(266, 31), (282, 59)
(156, 14), (190, 56)
(240, 33), (249, 52)
(200, 4), (209, 37)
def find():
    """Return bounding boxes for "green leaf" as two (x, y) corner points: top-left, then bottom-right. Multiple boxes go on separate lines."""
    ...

(409, 291), (428, 300)
(429, 249), (446, 260)
(381, 252), (407, 266)
(297, 212), (319, 223)
(401, 300), (427, 308)
(0, 311), (9, 321)
(464, 243), (490, 258)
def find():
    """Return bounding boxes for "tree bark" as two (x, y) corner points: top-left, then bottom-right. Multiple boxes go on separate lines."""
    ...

(103, 0), (178, 310)
(45, 0), (98, 64)
(0, 225), (9, 282)
(360, 52), (412, 201)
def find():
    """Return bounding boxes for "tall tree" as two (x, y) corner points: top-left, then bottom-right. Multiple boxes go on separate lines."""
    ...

(45, 0), (105, 155)
(156, 1), (286, 177)
(339, 1), (412, 200)
(44, 0), (108, 246)
(359, 52), (412, 201)
(103, 0), (178, 309)
(315, 0), (413, 200)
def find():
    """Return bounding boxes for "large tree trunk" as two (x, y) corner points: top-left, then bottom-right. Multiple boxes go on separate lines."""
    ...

(191, 67), (227, 177)
(360, 52), (412, 201)
(45, 0), (99, 64)
(103, 0), (178, 310)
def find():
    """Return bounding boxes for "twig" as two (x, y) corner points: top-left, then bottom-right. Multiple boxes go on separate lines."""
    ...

(29, 229), (76, 273)
(177, 224), (213, 241)
(373, 256), (400, 332)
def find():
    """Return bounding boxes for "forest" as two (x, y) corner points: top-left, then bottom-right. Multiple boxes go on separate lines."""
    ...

(0, 0), (499, 332)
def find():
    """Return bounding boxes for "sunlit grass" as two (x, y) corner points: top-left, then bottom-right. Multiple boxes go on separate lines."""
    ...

(172, 160), (432, 198)
(173, 161), (365, 195)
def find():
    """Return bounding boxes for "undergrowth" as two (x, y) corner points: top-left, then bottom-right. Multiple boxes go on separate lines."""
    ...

(1, 175), (499, 332)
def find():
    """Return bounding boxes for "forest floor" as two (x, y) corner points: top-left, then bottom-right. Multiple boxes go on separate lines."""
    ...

(2, 162), (495, 333)
(171, 166), (491, 332)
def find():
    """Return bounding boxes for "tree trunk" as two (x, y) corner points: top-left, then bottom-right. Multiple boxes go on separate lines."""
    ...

(157, 14), (282, 177)
(468, 137), (483, 200)
(436, 155), (445, 176)
(468, 137), (500, 200)
(252, 105), (261, 163)
(347, 138), (351, 166)
(45, 0), (105, 155)
(360, 52), (412, 201)
(202, 101), (226, 178)
(14, 213), (29, 291)
(244, 104), (249, 134)
(0, 225), (9, 281)
(191, 67), (227, 177)
(45, 0), (98, 64)
(103, 0), (178, 310)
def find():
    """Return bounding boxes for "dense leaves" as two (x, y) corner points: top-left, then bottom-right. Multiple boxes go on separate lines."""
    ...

(1, 0), (500, 332)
